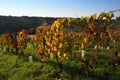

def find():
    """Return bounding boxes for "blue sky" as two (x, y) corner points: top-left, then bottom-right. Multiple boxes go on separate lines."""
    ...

(0, 0), (120, 17)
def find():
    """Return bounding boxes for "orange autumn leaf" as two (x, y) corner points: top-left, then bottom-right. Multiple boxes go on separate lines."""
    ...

(81, 42), (84, 49)
(84, 37), (87, 43)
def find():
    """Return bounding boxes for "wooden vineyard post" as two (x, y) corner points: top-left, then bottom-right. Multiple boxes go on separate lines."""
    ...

(14, 33), (18, 55)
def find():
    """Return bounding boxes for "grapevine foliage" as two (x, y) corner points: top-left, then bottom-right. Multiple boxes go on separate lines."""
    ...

(17, 30), (29, 50)
(36, 12), (115, 62)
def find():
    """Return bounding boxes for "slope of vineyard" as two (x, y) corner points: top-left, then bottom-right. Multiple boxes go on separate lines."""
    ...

(0, 12), (120, 80)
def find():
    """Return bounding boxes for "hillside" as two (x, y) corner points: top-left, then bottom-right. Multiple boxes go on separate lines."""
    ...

(0, 16), (120, 34)
(0, 16), (57, 34)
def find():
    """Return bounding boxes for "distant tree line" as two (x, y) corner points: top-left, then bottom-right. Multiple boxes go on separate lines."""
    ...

(0, 15), (119, 34)
(0, 16), (57, 34)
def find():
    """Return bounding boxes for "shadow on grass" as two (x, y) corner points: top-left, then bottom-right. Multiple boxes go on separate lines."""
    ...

(46, 60), (86, 79)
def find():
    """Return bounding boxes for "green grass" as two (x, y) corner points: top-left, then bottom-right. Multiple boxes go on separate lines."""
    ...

(0, 43), (120, 80)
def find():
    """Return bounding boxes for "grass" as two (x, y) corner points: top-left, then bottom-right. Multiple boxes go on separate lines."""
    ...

(0, 43), (120, 80)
